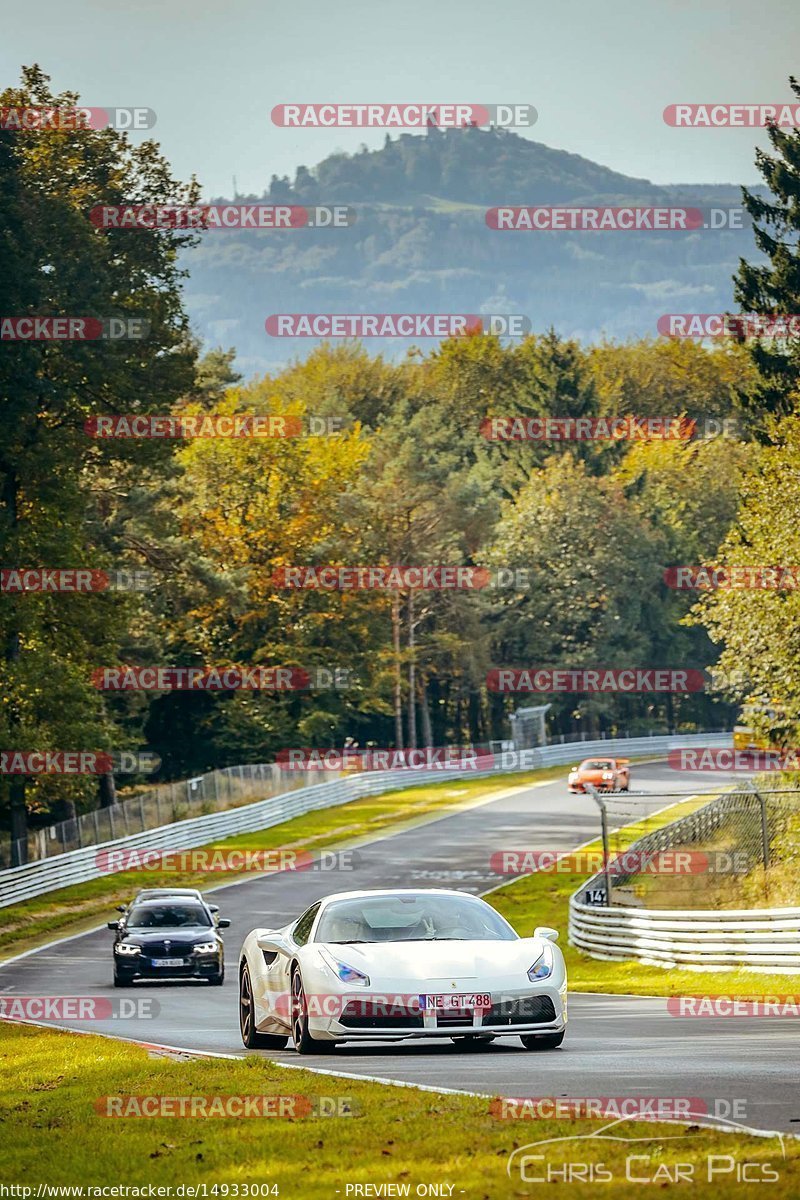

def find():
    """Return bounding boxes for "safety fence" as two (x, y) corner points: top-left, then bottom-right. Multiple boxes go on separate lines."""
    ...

(569, 784), (800, 972)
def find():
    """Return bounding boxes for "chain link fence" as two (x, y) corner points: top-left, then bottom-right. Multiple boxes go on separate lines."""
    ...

(0, 764), (318, 869)
(589, 780), (800, 910)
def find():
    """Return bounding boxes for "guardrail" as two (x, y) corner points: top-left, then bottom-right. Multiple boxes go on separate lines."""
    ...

(0, 732), (731, 910)
(569, 785), (800, 973)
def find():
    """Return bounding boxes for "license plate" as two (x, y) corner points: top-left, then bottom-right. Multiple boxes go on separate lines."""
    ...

(419, 993), (492, 1010)
(152, 957), (185, 967)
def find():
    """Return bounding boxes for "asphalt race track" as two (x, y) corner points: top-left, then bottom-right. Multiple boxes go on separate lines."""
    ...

(2, 762), (798, 1135)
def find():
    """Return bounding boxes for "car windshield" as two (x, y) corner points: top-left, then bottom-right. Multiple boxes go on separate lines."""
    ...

(582, 760), (613, 770)
(315, 893), (517, 944)
(126, 904), (211, 929)
(136, 891), (198, 901)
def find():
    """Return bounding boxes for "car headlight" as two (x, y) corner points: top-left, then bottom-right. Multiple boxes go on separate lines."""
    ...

(193, 942), (219, 954)
(320, 948), (370, 986)
(527, 942), (554, 981)
(115, 943), (141, 956)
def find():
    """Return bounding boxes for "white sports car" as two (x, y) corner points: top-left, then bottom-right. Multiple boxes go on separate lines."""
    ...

(238, 888), (567, 1054)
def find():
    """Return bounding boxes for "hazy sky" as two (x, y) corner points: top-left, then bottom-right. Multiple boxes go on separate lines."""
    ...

(3, 0), (798, 195)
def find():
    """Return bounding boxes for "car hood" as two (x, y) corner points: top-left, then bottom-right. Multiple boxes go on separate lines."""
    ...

(121, 926), (217, 946)
(315, 937), (546, 980)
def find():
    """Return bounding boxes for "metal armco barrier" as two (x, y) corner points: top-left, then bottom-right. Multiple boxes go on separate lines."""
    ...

(569, 899), (800, 971)
(569, 781), (800, 972)
(0, 732), (730, 909)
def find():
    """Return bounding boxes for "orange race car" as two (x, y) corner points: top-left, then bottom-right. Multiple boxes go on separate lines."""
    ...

(567, 756), (630, 794)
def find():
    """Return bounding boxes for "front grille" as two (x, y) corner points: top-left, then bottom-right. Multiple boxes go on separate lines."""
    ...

(486, 996), (556, 1026)
(339, 1000), (424, 1030)
(436, 1009), (474, 1028)
(146, 941), (195, 957)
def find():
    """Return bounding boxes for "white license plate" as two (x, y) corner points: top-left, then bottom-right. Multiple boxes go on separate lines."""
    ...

(152, 957), (185, 967)
(419, 993), (492, 1010)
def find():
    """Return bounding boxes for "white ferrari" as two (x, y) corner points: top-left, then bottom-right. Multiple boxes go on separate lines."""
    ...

(238, 888), (567, 1054)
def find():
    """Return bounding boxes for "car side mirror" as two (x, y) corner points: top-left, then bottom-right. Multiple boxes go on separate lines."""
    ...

(257, 932), (290, 955)
(217, 918), (231, 929)
(534, 926), (559, 942)
(107, 921), (120, 931)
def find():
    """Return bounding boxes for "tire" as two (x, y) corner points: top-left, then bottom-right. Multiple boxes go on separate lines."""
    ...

(520, 1031), (565, 1050)
(239, 962), (289, 1050)
(291, 967), (335, 1054)
(209, 968), (225, 986)
(113, 969), (132, 988)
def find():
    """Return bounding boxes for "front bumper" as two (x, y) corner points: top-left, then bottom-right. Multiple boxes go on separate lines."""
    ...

(569, 780), (617, 792)
(115, 954), (223, 980)
(305, 983), (567, 1042)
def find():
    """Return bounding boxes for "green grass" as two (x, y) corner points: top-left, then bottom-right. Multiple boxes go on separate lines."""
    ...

(0, 766), (568, 959)
(491, 798), (800, 996)
(0, 1022), (795, 1196)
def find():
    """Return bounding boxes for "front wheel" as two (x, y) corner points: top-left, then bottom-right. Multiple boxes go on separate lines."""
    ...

(291, 968), (335, 1054)
(209, 969), (225, 986)
(239, 963), (288, 1050)
(520, 1031), (564, 1050)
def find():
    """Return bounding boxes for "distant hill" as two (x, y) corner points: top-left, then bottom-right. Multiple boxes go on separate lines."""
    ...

(182, 126), (755, 377)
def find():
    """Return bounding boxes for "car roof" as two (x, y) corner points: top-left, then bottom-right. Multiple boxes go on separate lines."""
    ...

(136, 887), (202, 895)
(315, 888), (488, 907)
(129, 896), (209, 908)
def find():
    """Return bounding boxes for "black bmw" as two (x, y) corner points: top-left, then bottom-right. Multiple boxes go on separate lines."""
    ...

(108, 898), (230, 986)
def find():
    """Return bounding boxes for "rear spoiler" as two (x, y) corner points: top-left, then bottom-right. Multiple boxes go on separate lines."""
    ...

(615, 758), (630, 765)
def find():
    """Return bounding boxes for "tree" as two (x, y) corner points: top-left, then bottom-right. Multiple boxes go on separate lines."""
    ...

(484, 456), (666, 736)
(734, 75), (800, 418)
(0, 66), (199, 858)
(692, 414), (800, 748)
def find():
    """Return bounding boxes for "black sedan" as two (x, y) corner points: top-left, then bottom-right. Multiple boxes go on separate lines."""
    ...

(108, 898), (230, 986)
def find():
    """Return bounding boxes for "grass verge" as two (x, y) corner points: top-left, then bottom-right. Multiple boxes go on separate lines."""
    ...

(0, 1022), (796, 1196)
